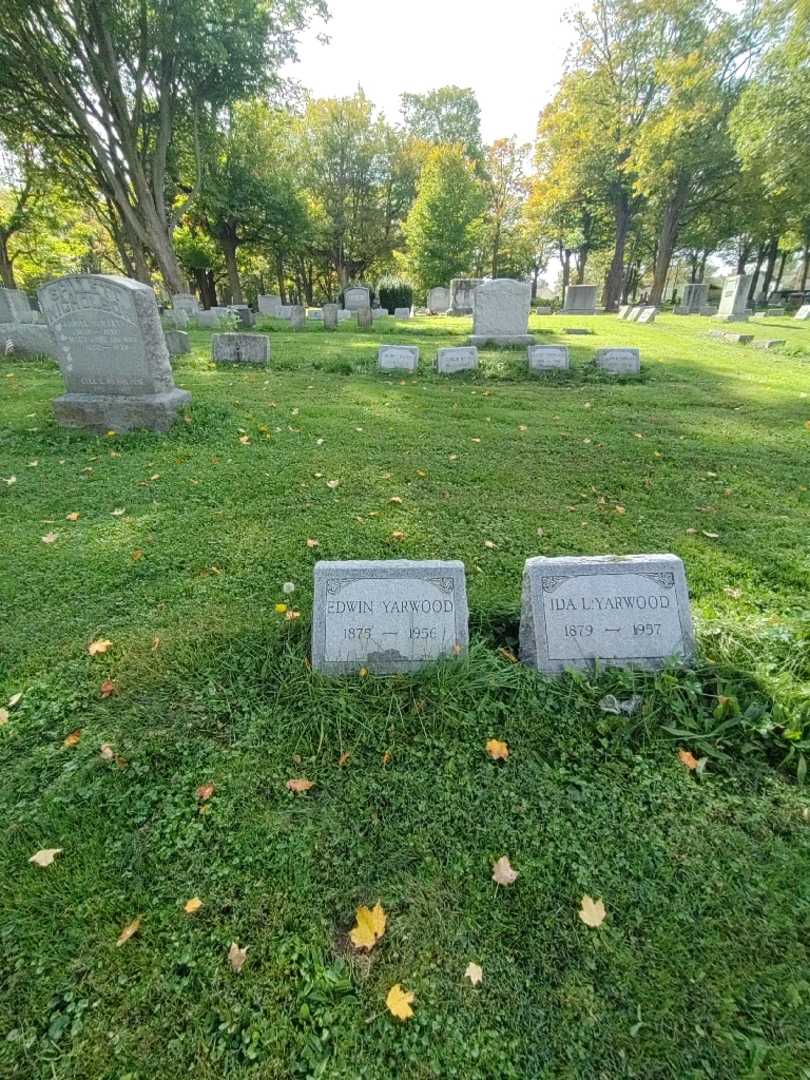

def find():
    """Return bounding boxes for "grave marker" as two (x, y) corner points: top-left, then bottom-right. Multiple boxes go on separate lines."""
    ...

(289, 305), (305, 329)
(448, 278), (483, 315)
(676, 283), (707, 314)
(794, 304), (810, 320)
(596, 347), (640, 374)
(562, 284), (597, 314)
(258, 294), (281, 315)
(378, 345), (419, 371)
(714, 274), (750, 322)
(322, 303), (338, 330)
(344, 286), (370, 311)
(470, 278), (534, 346)
(164, 329), (190, 356)
(436, 346), (478, 373)
(0, 287), (36, 323)
(394, 307), (411, 319)
(528, 345), (569, 371)
(212, 333), (268, 365)
(428, 286), (450, 314)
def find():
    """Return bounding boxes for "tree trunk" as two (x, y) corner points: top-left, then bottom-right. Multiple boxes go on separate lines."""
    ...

(759, 237), (779, 302)
(603, 191), (631, 311)
(747, 244), (767, 302)
(491, 222), (500, 279)
(801, 243), (810, 292)
(0, 236), (16, 288)
(561, 248), (571, 292)
(773, 249), (788, 295)
(736, 240), (753, 275)
(649, 177), (689, 306)
(220, 229), (243, 304)
(275, 252), (288, 304)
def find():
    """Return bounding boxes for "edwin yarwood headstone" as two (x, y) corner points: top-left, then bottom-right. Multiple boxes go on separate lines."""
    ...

(714, 274), (751, 322)
(528, 345), (569, 371)
(38, 274), (190, 433)
(436, 346), (478, 373)
(470, 278), (534, 346)
(378, 345), (418, 371)
(311, 559), (469, 675)
(562, 284), (597, 314)
(596, 347), (640, 374)
(519, 553), (694, 674)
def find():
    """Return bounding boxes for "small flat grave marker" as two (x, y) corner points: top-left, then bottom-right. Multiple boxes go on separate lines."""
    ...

(378, 345), (419, 372)
(312, 559), (469, 675)
(528, 345), (569, 371)
(436, 346), (478, 373)
(596, 347), (640, 374)
(519, 553), (695, 674)
(212, 333), (268, 365)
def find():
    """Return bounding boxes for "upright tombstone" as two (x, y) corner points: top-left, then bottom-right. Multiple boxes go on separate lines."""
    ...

(164, 329), (190, 356)
(344, 286), (370, 312)
(428, 286), (450, 314)
(394, 307), (411, 320)
(172, 293), (201, 316)
(714, 274), (751, 322)
(0, 287), (36, 323)
(528, 345), (569, 372)
(470, 278), (534, 346)
(337, 309), (352, 323)
(322, 303), (338, 330)
(356, 306), (373, 329)
(448, 278), (483, 315)
(212, 333), (268, 365)
(794, 304), (810, 321)
(378, 345), (419, 372)
(289, 305), (306, 330)
(676, 282), (708, 314)
(562, 284), (598, 315)
(617, 305), (631, 319)
(519, 553), (695, 675)
(258, 294), (282, 315)
(229, 304), (255, 328)
(0, 323), (58, 359)
(637, 306), (658, 324)
(372, 306), (388, 319)
(436, 346), (478, 373)
(311, 559), (469, 675)
(39, 274), (190, 433)
(162, 308), (190, 330)
(626, 306), (643, 322)
(596, 347), (640, 374)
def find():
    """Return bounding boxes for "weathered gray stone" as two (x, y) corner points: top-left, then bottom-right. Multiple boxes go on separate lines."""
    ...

(258, 294), (281, 315)
(195, 310), (226, 329)
(563, 328), (592, 335)
(289, 305), (306, 330)
(322, 303), (338, 330)
(39, 274), (190, 433)
(676, 283), (708, 314)
(212, 332), (268, 364)
(0, 323), (58, 359)
(626, 306), (643, 322)
(274, 305), (293, 319)
(162, 308), (190, 330)
(714, 274), (750, 322)
(394, 307), (411, 319)
(596, 347), (640, 374)
(528, 345), (569, 371)
(617, 305), (631, 319)
(562, 284), (597, 314)
(752, 338), (785, 350)
(722, 333), (753, 345)
(637, 306), (658, 324)
(344, 286), (370, 311)
(414, 306), (429, 316)
(535, 305), (552, 315)
(378, 345), (419, 371)
(794, 304), (810, 320)
(356, 306), (373, 329)
(229, 304), (255, 328)
(519, 553), (695, 674)
(172, 293), (201, 315)
(428, 286), (450, 314)
(470, 278), (534, 346)
(307, 308), (323, 320)
(436, 346), (478, 373)
(372, 307), (387, 319)
(0, 288), (36, 323)
(164, 329), (190, 356)
(312, 559), (469, 675)
(337, 309), (352, 322)
(448, 278), (483, 314)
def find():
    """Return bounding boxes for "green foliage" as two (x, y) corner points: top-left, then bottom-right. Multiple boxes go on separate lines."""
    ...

(400, 85), (484, 164)
(376, 276), (413, 313)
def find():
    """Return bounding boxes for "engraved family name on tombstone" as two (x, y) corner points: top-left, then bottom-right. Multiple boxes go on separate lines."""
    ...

(562, 284), (597, 314)
(519, 554), (694, 674)
(312, 560), (469, 674)
(378, 345), (419, 371)
(39, 274), (190, 433)
(596, 347), (640, 374)
(0, 287), (36, 323)
(528, 345), (569, 371)
(428, 286), (450, 314)
(470, 278), (534, 346)
(714, 274), (750, 322)
(448, 278), (483, 315)
(344, 286), (370, 311)
(212, 333), (268, 365)
(436, 346), (478, 373)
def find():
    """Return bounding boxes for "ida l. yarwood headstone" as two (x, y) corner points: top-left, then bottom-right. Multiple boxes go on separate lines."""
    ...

(519, 554), (694, 674)
(312, 559), (469, 674)
(470, 278), (534, 346)
(39, 274), (190, 433)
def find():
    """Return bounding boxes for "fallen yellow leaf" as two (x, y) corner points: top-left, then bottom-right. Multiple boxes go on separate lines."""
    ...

(486, 739), (509, 761)
(131, 548), (144, 561)
(196, 782), (215, 801)
(350, 902), (387, 950)
(389, 496), (403, 504)
(184, 897), (203, 914)
(116, 916), (142, 946)
(579, 895), (606, 928)
(484, 540), (497, 549)
(100, 679), (117, 698)
(306, 538), (319, 548)
(492, 855), (518, 885)
(63, 729), (81, 748)
(228, 942), (248, 973)
(386, 983), (414, 1020)
(8, 693), (22, 708)
(0, 708), (8, 725)
(464, 962), (483, 986)
(498, 647), (518, 664)
(41, 532), (58, 544)
(29, 848), (62, 868)
(239, 435), (251, 445)
(286, 778), (314, 794)
(338, 751), (351, 766)
(678, 749), (699, 770)
(88, 639), (112, 656)
(65, 512), (80, 521)
(390, 530), (406, 541)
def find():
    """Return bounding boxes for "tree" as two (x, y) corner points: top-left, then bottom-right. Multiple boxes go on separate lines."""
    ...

(480, 138), (531, 279)
(402, 145), (485, 293)
(0, 0), (324, 293)
(400, 87), (483, 164)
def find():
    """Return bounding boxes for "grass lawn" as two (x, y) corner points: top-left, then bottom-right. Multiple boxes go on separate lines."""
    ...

(2, 311), (810, 1078)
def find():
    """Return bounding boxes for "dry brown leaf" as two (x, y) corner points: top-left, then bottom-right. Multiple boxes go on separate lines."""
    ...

(579, 895), (606, 928)
(326, 479), (339, 489)
(678, 749), (699, 770)
(338, 751), (351, 766)
(464, 962), (483, 986)
(100, 679), (117, 698)
(724, 587), (742, 599)
(131, 548), (144, 561)
(388, 496), (403, 504)
(306, 538), (319, 548)
(196, 782), (215, 801)
(152, 635), (161, 651)
(484, 540), (496, 549)
(386, 984), (414, 1020)
(350, 902), (387, 950)
(702, 531), (720, 540)
(498, 647), (518, 664)
(285, 609), (301, 621)
(228, 942), (248, 973)
(286, 778), (314, 794)
(65, 512), (80, 521)
(88, 639), (112, 656)
(0, 708), (8, 726)
(41, 532), (59, 544)
(358, 667), (369, 678)
(239, 435), (251, 445)
(29, 848), (62, 868)
(486, 739), (509, 761)
(116, 916), (141, 946)
(184, 897), (203, 914)
(100, 743), (115, 761)
(492, 855), (518, 886)
(382, 750), (392, 765)
(390, 530), (406, 541)
(63, 729), (81, 748)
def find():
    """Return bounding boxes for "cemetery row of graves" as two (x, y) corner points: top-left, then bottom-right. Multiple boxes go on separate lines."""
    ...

(2, 273), (810, 1076)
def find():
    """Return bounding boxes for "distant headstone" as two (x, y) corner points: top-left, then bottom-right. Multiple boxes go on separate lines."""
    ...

(722, 333), (753, 345)
(162, 308), (189, 330)
(322, 303), (338, 330)
(196, 310), (225, 329)
(563, 328), (592, 335)
(448, 278), (483, 315)
(626, 306), (643, 322)
(275, 306), (293, 320)
(172, 293), (201, 316)
(289, 305), (306, 330)
(356, 306), (373, 329)
(414, 306), (429, 316)
(519, 553), (695, 674)
(307, 308), (323, 320)
(535, 305), (552, 315)
(39, 274), (190, 432)
(258, 294), (281, 315)
(164, 329), (190, 356)
(470, 278), (534, 346)
(212, 332), (268, 365)
(752, 338), (785, 350)
(229, 304), (255, 328)
(0, 323), (57, 359)
(0, 287), (36, 323)
(428, 286), (450, 314)
(596, 347), (640, 374)
(528, 345), (569, 371)
(762, 307), (785, 317)
(562, 284), (597, 314)
(637, 306), (658, 324)
(344, 286), (370, 311)
(372, 307), (387, 319)
(794, 304), (810, 320)
(394, 307), (411, 319)
(378, 345), (418, 371)
(337, 309), (352, 322)
(676, 283), (708, 314)
(436, 346), (478, 373)
(714, 274), (750, 322)
(312, 559), (469, 675)
(617, 305), (631, 319)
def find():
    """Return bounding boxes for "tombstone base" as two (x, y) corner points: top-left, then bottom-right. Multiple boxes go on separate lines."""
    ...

(712, 314), (748, 323)
(468, 334), (536, 347)
(53, 388), (191, 434)
(562, 308), (597, 316)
